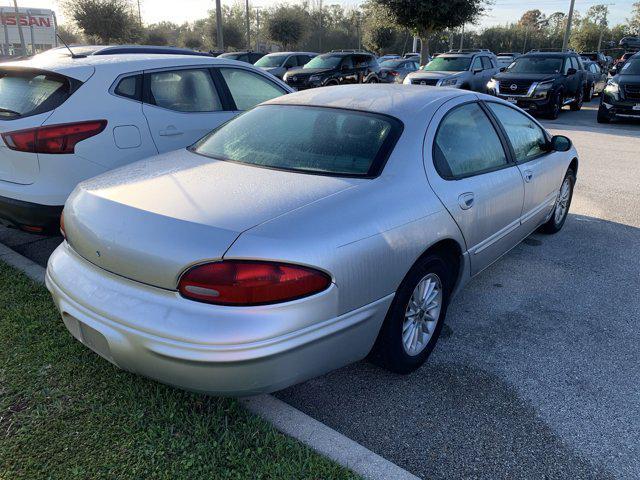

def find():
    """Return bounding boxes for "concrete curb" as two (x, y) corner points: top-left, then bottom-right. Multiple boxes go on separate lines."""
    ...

(242, 395), (420, 480)
(1, 243), (419, 480)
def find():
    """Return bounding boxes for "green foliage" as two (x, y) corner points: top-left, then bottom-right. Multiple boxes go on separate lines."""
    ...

(266, 5), (308, 50)
(0, 261), (358, 480)
(372, 0), (485, 62)
(62, 0), (140, 44)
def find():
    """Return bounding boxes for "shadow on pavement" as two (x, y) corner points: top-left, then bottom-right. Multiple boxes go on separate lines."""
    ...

(277, 213), (640, 479)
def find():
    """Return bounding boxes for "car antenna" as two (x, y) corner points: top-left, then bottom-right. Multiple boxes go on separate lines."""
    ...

(56, 34), (86, 59)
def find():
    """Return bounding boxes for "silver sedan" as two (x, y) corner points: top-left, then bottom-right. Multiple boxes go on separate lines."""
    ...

(46, 85), (578, 396)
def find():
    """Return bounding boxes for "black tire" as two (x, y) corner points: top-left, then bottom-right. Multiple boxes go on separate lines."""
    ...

(324, 79), (339, 87)
(597, 104), (611, 123)
(584, 83), (594, 102)
(541, 169), (575, 234)
(370, 254), (453, 374)
(368, 77), (379, 83)
(546, 92), (562, 120)
(570, 88), (583, 111)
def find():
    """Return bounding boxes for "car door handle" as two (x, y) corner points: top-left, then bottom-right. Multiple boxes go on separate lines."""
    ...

(159, 126), (183, 137)
(523, 170), (534, 183)
(458, 192), (475, 210)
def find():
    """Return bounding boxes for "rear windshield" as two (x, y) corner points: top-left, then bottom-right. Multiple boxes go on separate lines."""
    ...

(192, 105), (403, 177)
(0, 69), (74, 119)
(507, 57), (563, 74)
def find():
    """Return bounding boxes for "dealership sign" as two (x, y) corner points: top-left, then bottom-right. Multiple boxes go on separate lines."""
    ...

(0, 7), (56, 53)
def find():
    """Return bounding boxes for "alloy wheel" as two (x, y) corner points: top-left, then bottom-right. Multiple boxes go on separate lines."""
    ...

(555, 177), (571, 225)
(402, 273), (443, 356)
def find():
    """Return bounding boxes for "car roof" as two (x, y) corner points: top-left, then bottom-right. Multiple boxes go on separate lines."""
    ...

(0, 53), (245, 81)
(263, 84), (466, 123)
(264, 51), (317, 56)
(524, 52), (572, 58)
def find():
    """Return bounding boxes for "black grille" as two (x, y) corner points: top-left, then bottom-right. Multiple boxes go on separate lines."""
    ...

(285, 76), (309, 88)
(411, 78), (439, 86)
(624, 83), (640, 100)
(499, 80), (533, 95)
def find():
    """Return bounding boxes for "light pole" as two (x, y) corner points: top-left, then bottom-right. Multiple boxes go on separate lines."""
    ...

(12, 0), (26, 56)
(459, 24), (465, 51)
(561, 0), (576, 52)
(215, 0), (224, 51)
(245, 0), (250, 50)
(255, 7), (262, 52)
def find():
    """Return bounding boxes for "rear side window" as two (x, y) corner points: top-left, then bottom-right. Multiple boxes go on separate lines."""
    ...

(147, 69), (222, 112)
(219, 68), (287, 111)
(0, 69), (75, 120)
(434, 103), (508, 179)
(192, 104), (403, 177)
(114, 74), (141, 100)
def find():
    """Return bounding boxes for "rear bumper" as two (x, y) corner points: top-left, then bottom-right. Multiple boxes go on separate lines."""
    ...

(45, 242), (392, 396)
(0, 194), (62, 232)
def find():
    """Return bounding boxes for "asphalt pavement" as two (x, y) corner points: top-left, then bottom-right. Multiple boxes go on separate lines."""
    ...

(2, 99), (639, 479)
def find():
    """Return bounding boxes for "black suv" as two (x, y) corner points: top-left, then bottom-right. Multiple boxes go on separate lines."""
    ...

(598, 52), (640, 123)
(487, 51), (588, 119)
(283, 51), (380, 90)
(218, 51), (266, 64)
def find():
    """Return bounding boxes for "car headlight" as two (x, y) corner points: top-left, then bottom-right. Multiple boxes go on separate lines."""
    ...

(487, 78), (499, 91)
(309, 75), (321, 82)
(438, 77), (461, 87)
(533, 80), (554, 97)
(604, 80), (619, 95)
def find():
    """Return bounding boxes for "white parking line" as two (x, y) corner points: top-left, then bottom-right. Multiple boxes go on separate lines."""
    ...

(0, 241), (419, 480)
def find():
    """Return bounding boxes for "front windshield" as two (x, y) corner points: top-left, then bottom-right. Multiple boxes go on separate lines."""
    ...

(381, 59), (405, 68)
(621, 59), (640, 75)
(304, 55), (343, 69)
(423, 56), (471, 72)
(507, 57), (563, 74)
(255, 55), (288, 67)
(192, 105), (400, 177)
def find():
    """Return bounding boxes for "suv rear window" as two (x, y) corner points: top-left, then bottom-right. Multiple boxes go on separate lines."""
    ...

(192, 104), (403, 177)
(0, 69), (77, 120)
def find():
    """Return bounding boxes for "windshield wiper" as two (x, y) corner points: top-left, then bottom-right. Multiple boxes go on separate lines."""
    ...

(0, 108), (21, 116)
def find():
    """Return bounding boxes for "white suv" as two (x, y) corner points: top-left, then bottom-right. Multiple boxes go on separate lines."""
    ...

(0, 49), (292, 233)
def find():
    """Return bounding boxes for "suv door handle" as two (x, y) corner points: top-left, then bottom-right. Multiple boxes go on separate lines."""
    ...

(458, 192), (475, 210)
(523, 170), (534, 183)
(159, 126), (183, 137)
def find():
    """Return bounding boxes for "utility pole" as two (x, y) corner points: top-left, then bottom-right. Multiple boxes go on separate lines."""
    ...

(596, 5), (614, 52)
(215, 0), (224, 51)
(459, 24), (465, 51)
(255, 7), (261, 52)
(245, 0), (250, 50)
(11, 0), (26, 56)
(137, 0), (142, 25)
(318, 0), (323, 52)
(561, 0), (576, 52)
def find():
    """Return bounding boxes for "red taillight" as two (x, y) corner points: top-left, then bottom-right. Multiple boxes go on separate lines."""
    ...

(2, 120), (107, 154)
(389, 70), (399, 76)
(178, 260), (332, 306)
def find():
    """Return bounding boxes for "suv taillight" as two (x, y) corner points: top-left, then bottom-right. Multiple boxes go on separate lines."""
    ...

(2, 120), (107, 154)
(178, 260), (331, 306)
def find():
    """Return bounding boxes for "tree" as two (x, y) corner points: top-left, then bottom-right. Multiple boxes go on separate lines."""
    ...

(362, 1), (399, 53)
(519, 9), (545, 28)
(57, 24), (82, 44)
(266, 5), (307, 50)
(62, 0), (140, 44)
(629, 2), (640, 34)
(372, 0), (485, 64)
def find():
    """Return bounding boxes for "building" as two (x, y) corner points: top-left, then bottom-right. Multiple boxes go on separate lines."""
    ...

(0, 7), (57, 57)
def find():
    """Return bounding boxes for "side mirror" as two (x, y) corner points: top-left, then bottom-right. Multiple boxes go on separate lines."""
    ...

(499, 67), (506, 72)
(549, 135), (572, 152)
(473, 68), (482, 74)
(566, 67), (577, 76)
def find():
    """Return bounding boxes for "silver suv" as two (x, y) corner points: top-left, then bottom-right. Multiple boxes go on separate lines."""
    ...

(404, 50), (499, 93)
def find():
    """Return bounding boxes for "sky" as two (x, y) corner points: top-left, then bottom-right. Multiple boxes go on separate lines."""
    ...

(1, 0), (636, 30)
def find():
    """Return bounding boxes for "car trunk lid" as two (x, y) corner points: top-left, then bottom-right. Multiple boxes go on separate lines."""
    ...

(64, 149), (357, 290)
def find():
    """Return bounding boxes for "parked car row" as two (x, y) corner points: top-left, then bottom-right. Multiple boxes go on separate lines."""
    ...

(598, 52), (640, 123)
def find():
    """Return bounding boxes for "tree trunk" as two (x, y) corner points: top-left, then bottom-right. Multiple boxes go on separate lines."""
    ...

(419, 34), (431, 66)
